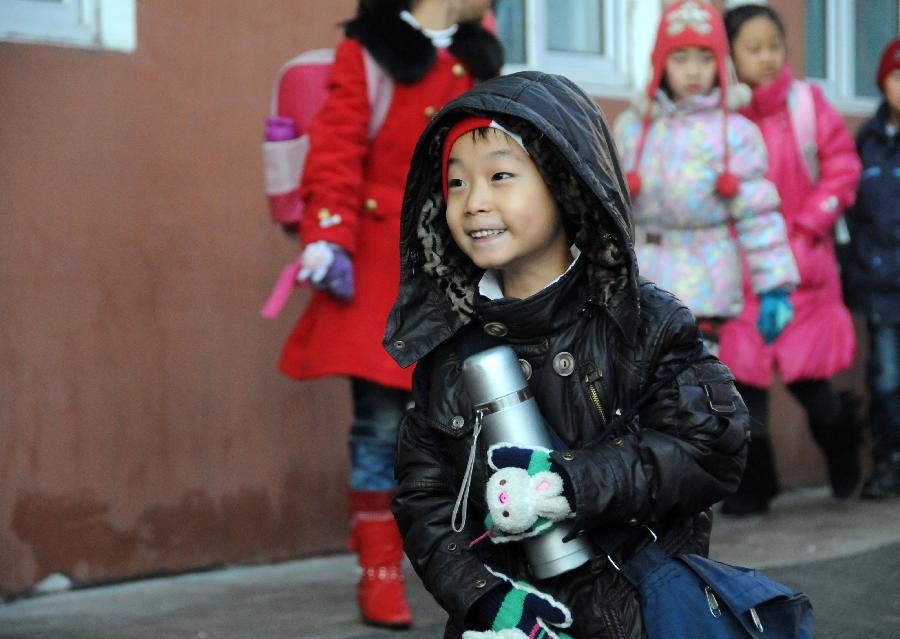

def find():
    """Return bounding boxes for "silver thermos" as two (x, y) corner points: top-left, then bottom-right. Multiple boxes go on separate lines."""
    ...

(462, 345), (593, 579)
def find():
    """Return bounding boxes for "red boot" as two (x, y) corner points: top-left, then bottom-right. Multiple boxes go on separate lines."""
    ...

(348, 490), (413, 629)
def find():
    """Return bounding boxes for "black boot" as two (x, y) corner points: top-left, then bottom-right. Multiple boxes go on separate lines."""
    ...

(809, 391), (863, 499)
(721, 436), (779, 516)
(861, 451), (900, 499)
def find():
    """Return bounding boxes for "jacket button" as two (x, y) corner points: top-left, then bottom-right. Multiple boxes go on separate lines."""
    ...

(424, 105), (436, 118)
(552, 352), (575, 376)
(393, 340), (406, 350)
(447, 542), (458, 552)
(561, 453), (575, 461)
(613, 437), (624, 446)
(483, 322), (508, 337)
(452, 63), (465, 76)
(450, 416), (465, 430)
(474, 578), (487, 589)
(518, 358), (532, 381)
(365, 198), (378, 211)
(317, 207), (331, 220)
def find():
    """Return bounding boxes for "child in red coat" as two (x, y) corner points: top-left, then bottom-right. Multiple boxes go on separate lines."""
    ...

(267, 0), (502, 628)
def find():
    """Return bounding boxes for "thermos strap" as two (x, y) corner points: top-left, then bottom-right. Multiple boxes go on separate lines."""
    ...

(451, 412), (484, 533)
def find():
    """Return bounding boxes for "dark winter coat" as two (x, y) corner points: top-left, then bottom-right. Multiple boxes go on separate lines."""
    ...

(843, 102), (900, 322)
(384, 72), (749, 638)
(278, 8), (502, 388)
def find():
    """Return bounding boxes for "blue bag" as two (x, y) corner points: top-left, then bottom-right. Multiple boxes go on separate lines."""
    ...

(607, 531), (813, 638)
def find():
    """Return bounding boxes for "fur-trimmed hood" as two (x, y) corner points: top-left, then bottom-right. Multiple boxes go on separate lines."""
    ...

(344, 8), (503, 83)
(383, 71), (639, 368)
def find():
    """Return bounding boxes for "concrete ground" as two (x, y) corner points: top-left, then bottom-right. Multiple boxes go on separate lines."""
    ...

(1, 486), (899, 639)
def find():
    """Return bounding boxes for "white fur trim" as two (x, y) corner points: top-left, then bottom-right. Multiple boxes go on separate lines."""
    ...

(486, 443), (555, 472)
(462, 630), (529, 639)
(482, 567), (574, 629)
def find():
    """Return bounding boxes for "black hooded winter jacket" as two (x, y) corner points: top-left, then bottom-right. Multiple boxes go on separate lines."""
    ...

(383, 72), (749, 638)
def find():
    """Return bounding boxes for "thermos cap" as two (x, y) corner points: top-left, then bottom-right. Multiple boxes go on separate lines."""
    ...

(462, 346), (527, 406)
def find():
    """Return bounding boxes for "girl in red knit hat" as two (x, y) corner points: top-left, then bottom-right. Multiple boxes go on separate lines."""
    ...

(718, 2), (864, 515)
(842, 37), (900, 499)
(613, 1), (798, 385)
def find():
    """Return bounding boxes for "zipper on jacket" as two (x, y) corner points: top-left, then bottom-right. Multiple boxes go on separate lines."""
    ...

(582, 367), (608, 427)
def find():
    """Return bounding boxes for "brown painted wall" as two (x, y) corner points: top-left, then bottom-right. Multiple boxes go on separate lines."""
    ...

(0, 0), (867, 595)
(0, 0), (357, 595)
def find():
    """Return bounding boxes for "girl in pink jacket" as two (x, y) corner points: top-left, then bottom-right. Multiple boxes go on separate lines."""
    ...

(719, 2), (863, 515)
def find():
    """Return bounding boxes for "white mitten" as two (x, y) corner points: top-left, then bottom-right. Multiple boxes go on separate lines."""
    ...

(297, 240), (335, 285)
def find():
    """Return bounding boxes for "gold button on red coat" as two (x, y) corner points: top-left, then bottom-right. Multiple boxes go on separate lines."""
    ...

(424, 105), (436, 118)
(452, 63), (465, 77)
(365, 198), (377, 211)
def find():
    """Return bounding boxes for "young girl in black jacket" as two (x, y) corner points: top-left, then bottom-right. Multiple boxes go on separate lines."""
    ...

(383, 71), (749, 638)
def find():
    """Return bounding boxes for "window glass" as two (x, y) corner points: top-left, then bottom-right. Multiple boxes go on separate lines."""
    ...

(854, 0), (898, 98)
(546, 0), (604, 55)
(805, 0), (826, 79)
(494, 0), (526, 65)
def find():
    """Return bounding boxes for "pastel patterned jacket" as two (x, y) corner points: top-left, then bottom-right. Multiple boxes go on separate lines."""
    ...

(614, 90), (798, 319)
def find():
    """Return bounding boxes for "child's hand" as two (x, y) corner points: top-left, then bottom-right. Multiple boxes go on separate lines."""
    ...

(484, 445), (573, 540)
(298, 241), (354, 301)
(463, 567), (574, 639)
(756, 288), (793, 344)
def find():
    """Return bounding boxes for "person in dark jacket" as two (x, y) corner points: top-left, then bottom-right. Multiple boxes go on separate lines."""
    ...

(843, 38), (900, 499)
(383, 71), (749, 638)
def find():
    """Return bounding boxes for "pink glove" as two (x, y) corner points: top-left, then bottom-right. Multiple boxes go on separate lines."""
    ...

(298, 241), (354, 301)
(265, 116), (298, 141)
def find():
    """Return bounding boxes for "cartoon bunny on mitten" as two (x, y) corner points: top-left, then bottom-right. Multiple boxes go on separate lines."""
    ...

(484, 445), (575, 542)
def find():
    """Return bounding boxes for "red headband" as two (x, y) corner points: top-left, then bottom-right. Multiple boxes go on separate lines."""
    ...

(441, 117), (493, 199)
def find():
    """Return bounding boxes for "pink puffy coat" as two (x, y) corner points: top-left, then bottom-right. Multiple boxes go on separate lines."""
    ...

(719, 65), (862, 387)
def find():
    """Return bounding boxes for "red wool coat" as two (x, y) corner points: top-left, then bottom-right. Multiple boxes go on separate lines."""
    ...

(278, 38), (477, 389)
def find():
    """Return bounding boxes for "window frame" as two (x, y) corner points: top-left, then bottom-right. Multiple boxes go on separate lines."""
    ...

(0, 0), (136, 52)
(500, 0), (661, 99)
(806, 0), (899, 115)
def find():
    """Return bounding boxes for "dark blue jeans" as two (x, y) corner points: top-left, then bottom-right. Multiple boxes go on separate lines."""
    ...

(868, 321), (900, 454)
(349, 378), (411, 491)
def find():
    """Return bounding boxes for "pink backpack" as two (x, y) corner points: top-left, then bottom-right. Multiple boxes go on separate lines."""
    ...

(262, 47), (393, 228)
(787, 80), (850, 245)
(260, 47), (393, 319)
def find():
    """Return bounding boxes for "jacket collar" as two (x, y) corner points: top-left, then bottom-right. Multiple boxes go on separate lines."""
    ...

(473, 259), (589, 340)
(743, 64), (793, 119)
(344, 11), (503, 83)
(859, 101), (895, 143)
(655, 88), (723, 116)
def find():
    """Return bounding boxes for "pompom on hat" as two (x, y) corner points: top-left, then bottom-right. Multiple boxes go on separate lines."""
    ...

(627, 0), (742, 199)
(876, 38), (900, 94)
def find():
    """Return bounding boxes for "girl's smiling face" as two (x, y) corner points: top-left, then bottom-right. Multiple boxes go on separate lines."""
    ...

(731, 15), (786, 88)
(445, 128), (571, 299)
